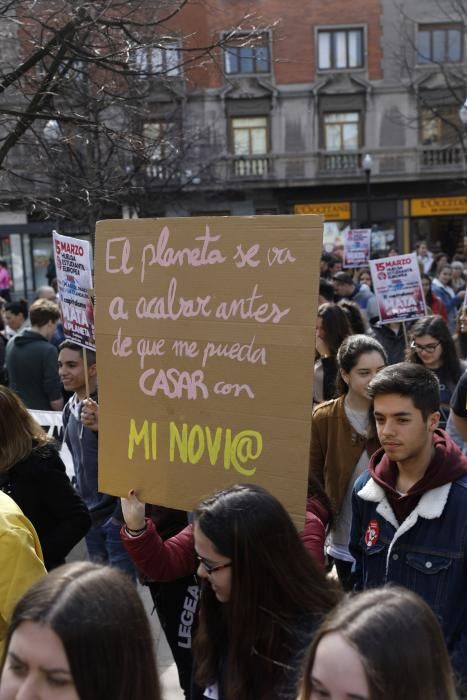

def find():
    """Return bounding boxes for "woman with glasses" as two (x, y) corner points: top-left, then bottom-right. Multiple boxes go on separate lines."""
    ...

(121, 484), (339, 700)
(406, 315), (465, 430)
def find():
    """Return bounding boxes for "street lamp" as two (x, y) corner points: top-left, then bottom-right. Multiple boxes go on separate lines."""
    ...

(362, 153), (373, 228)
(459, 99), (467, 127)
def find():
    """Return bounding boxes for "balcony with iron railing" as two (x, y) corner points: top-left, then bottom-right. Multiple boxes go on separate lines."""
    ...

(230, 154), (273, 178)
(216, 142), (467, 186)
(318, 150), (362, 175)
(420, 145), (467, 169)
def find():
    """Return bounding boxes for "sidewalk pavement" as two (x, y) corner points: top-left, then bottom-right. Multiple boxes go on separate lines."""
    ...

(140, 584), (185, 700)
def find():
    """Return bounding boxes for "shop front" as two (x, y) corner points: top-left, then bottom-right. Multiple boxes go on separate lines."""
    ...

(0, 223), (91, 299)
(410, 196), (467, 257)
(293, 201), (351, 255)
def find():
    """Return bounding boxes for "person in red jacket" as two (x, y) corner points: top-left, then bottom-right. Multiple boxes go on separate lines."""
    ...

(421, 273), (447, 320)
(123, 484), (339, 700)
(121, 483), (331, 579)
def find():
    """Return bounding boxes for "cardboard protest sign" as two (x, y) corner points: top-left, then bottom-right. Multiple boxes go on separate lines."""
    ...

(369, 253), (427, 324)
(94, 215), (323, 527)
(343, 228), (371, 268)
(53, 231), (95, 349)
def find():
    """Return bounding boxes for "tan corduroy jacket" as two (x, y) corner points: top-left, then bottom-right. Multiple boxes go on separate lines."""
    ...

(309, 395), (379, 514)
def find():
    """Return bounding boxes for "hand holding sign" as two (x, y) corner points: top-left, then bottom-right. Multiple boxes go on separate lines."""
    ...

(81, 397), (99, 432)
(121, 490), (146, 531)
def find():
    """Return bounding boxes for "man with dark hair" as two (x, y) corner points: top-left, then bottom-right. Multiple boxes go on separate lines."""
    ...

(350, 362), (467, 687)
(6, 299), (62, 410)
(333, 271), (379, 324)
(327, 256), (343, 277)
(318, 278), (335, 305)
(320, 253), (334, 278)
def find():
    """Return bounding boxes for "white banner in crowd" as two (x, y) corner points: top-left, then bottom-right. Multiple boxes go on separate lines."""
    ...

(53, 231), (95, 350)
(369, 253), (427, 324)
(343, 228), (371, 268)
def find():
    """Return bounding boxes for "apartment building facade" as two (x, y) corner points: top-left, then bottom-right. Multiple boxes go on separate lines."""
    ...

(0, 0), (466, 292)
(161, 0), (466, 259)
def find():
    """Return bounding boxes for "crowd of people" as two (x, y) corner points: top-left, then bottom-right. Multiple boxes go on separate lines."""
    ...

(0, 239), (467, 698)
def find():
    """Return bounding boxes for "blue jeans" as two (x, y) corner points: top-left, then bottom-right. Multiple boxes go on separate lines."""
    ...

(85, 517), (136, 581)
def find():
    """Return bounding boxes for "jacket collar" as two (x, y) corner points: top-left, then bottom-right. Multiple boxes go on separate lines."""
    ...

(357, 477), (452, 529)
(358, 477), (453, 573)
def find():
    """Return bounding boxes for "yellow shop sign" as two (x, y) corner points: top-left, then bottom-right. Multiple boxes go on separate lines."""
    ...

(411, 196), (467, 217)
(294, 202), (350, 220)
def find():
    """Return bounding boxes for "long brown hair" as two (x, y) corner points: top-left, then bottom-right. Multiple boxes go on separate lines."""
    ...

(317, 303), (351, 357)
(406, 315), (462, 387)
(0, 386), (50, 470)
(299, 587), (457, 700)
(2, 561), (161, 700)
(193, 484), (340, 700)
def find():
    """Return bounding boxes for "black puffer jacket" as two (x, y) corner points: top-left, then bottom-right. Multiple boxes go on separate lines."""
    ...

(0, 442), (91, 570)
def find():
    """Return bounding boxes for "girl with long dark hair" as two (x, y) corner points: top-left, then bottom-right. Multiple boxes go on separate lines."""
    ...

(121, 484), (339, 700)
(406, 315), (464, 430)
(299, 587), (457, 700)
(309, 335), (387, 589)
(420, 273), (447, 320)
(0, 562), (161, 700)
(313, 303), (351, 404)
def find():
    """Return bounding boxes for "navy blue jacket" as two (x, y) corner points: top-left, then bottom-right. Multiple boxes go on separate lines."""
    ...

(350, 469), (467, 684)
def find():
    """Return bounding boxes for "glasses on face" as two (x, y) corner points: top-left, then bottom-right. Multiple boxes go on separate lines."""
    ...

(410, 340), (441, 354)
(196, 554), (232, 575)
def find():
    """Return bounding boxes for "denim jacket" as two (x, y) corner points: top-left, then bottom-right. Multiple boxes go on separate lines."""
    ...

(350, 471), (467, 684)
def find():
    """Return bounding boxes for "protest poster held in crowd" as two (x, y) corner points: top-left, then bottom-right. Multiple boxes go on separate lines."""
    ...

(369, 252), (427, 324)
(94, 215), (323, 526)
(343, 228), (371, 268)
(53, 231), (95, 350)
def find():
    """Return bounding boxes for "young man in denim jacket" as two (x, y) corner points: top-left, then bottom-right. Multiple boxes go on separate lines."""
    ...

(350, 363), (467, 690)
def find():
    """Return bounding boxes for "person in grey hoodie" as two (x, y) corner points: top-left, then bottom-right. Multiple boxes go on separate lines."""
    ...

(59, 341), (135, 579)
(5, 299), (63, 410)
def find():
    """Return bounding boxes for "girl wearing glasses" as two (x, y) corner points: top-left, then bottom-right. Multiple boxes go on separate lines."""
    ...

(309, 335), (387, 590)
(121, 484), (339, 700)
(406, 315), (465, 430)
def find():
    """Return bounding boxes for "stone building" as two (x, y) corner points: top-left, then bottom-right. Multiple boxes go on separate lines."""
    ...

(0, 0), (466, 292)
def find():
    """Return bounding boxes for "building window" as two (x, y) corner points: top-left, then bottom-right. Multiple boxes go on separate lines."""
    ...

(421, 106), (460, 146)
(134, 41), (180, 77)
(324, 112), (360, 151)
(232, 116), (268, 155)
(417, 25), (462, 64)
(143, 122), (175, 178)
(317, 28), (364, 70)
(231, 116), (269, 176)
(224, 34), (270, 74)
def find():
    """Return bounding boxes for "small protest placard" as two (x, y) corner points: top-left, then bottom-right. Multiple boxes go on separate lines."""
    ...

(53, 231), (95, 350)
(369, 253), (427, 324)
(343, 228), (371, 268)
(94, 215), (323, 526)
